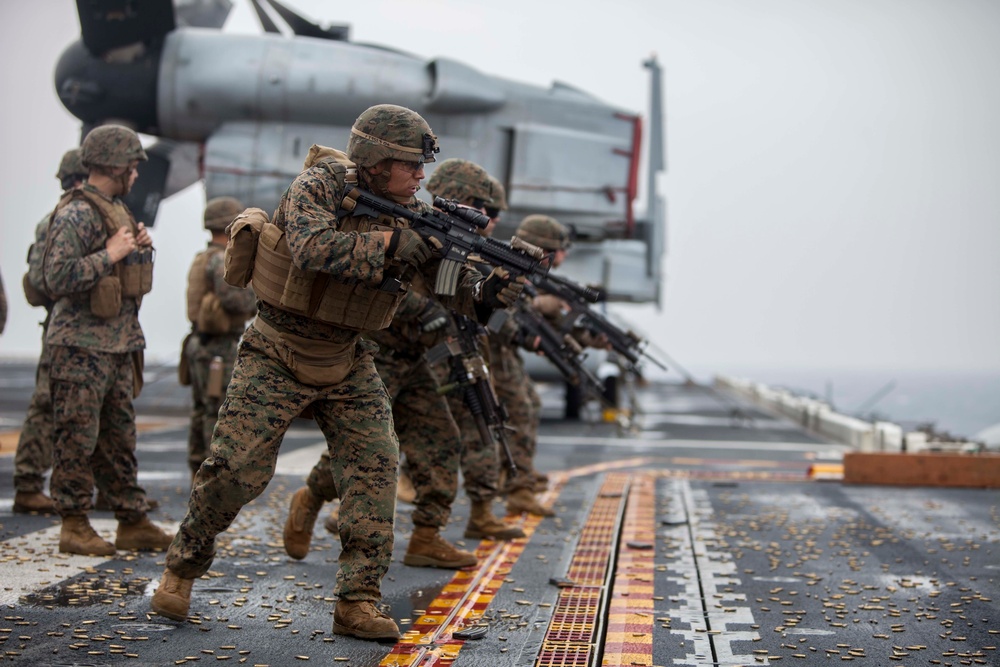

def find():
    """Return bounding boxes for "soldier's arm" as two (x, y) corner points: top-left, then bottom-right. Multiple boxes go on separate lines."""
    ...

(44, 202), (115, 296)
(282, 168), (388, 284)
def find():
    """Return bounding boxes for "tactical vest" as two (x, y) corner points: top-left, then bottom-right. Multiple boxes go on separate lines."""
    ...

(49, 188), (154, 299)
(225, 146), (409, 332)
(186, 245), (234, 334)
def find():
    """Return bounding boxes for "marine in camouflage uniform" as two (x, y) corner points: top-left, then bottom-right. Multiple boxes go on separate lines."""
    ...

(182, 197), (256, 481)
(44, 126), (174, 556)
(284, 159), (517, 569)
(152, 105), (522, 642)
(12, 149), (89, 514)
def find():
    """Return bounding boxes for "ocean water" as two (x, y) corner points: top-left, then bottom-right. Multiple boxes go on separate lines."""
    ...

(707, 368), (1000, 441)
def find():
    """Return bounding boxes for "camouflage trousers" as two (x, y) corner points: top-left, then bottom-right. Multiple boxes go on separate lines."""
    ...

(49, 345), (149, 523)
(185, 331), (241, 475)
(307, 351), (462, 529)
(14, 334), (54, 494)
(491, 344), (541, 493)
(167, 327), (397, 603)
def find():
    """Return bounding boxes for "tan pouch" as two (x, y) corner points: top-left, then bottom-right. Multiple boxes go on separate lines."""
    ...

(225, 208), (270, 287)
(178, 332), (194, 386)
(91, 276), (122, 319)
(254, 318), (355, 387)
(196, 292), (233, 334)
(22, 272), (51, 308)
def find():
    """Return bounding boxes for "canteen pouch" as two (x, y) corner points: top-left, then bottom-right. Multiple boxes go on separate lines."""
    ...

(90, 275), (122, 319)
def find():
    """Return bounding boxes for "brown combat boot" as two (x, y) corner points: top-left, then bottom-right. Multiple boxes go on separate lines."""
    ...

(116, 515), (174, 550)
(396, 469), (416, 504)
(283, 487), (323, 560)
(403, 526), (478, 568)
(13, 491), (56, 513)
(465, 500), (526, 540)
(151, 568), (194, 622)
(333, 600), (400, 642)
(506, 487), (555, 517)
(323, 501), (340, 537)
(59, 515), (116, 556)
(532, 471), (550, 493)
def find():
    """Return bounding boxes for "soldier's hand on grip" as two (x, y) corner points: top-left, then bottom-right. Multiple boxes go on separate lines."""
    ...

(480, 267), (525, 308)
(387, 228), (432, 268)
(106, 227), (137, 263)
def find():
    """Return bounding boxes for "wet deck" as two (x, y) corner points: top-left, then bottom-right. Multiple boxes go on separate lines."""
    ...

(0, 362), (997, 666)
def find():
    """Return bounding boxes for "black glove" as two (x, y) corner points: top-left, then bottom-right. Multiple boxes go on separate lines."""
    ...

(479, 267), (526, 308)
(418, 300), (450, 332)
(387, 228), (432, 268)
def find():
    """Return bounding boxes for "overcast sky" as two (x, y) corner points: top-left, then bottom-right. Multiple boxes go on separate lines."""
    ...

(1, 0), (998, 381)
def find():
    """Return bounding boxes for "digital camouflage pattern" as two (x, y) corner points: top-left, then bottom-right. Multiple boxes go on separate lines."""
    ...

(185, 245), (256, 474)
(167, 327), (398, 603)
(425, 158), (494, 206)
(488, 176), (508, 211)
(81, 125), (147, 169)
(13, 332), (54, 495)
(56, 148), (87, 182)
(448, 384), (500, 504)
(489, 336), (542, 494)
(516, 214), (570, 251)
(347, 104), (438, 168)
(45, 187), (146, 352)
(49, 345), (152, 522)
(203, 196), (244, 231)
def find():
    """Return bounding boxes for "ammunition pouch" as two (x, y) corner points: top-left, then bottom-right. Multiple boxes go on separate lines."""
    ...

(22, 272), (51, 308)
(119, 247), (154, 298)
(224, 208), (269, 288)
(90, 276), (122, 319)
(253, 317), (356, 387)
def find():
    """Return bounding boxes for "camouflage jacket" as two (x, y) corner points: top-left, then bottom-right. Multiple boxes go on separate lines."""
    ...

(44, 184), (145, 353)
(198, 243), (257, 333)
(262, 165), (480, 344)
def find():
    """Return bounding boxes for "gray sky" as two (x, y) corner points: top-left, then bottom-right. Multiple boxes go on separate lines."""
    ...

(1, 0), (998, 377)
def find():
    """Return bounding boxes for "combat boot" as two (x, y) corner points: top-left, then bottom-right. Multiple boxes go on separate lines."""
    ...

(13, 491), (56, 513)
(532, 471), (549, 493)
(151, 568), (194, 622)
(115, 515), (174, 550)
(506, 487), (555, 517)
(403, 526), (478, 568)
(59, 515), (116, 556)
(396, 469), (416, 504)
(465, 500), (526, 540)
(333, 600), (400, 642)
(283, 487), (323, 559)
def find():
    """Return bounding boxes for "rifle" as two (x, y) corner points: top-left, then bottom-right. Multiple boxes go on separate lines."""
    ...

(425, 312), (517, 475)
(488, 293), (606, 402)
(531, 273), (667, 373)
(344, 189), (598, 304)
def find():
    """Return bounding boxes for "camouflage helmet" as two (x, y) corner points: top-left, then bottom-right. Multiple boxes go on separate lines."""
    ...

(56, 148), (87, 182)
(516, 214), (571, 251)
(425, 158), (494, 206)
(81, 124), (148, 169)
(347, 104), (438, 168)
(204, 196), (244, 231)
(487, 176), (508, 212)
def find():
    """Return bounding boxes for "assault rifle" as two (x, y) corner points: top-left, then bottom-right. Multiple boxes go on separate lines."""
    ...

(487, 292), (606, 402)
(531, 273), (667, 373)
(343, 188), (595, 303)
(425, 312), (517, 475)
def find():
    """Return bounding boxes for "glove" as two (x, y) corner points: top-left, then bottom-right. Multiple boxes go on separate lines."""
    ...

(418, 300), (450, 332)
(479, 267), (526, 308)
(387, 228), (432, 267)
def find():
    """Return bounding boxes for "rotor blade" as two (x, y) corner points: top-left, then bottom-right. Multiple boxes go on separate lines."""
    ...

(75, 0), (175, 57)
(249, 0), (282, 34)
(264, 0), (349, 40)
(174, 0), (233, 29)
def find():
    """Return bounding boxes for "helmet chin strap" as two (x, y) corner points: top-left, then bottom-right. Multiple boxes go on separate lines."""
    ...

(116, 169), (133, 198)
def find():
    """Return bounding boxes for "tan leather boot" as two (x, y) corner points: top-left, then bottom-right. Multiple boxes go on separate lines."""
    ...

(13, 491), (56, 513)
(60, 515), (116, 556)
(506, 487), (555, 517)
(465, 500), (525, 540)
(333, 600), (400, 642)
(403, 526), (478, 568)
(116, 515), (174, 551)
(283, 487), (323, 560)
(151, 568), (194, 622)
(532, 471), (550, 493)
(396, 469), (416, 504)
